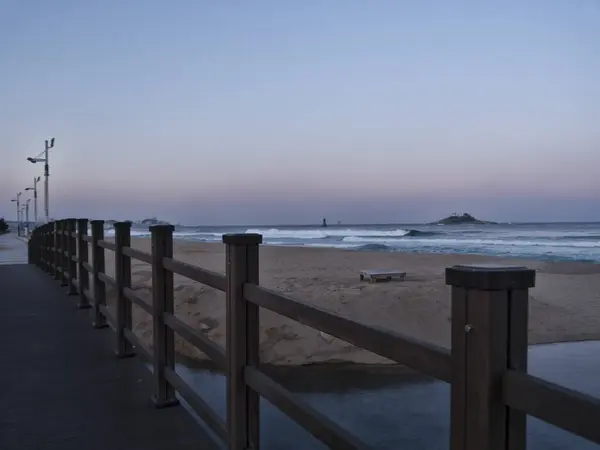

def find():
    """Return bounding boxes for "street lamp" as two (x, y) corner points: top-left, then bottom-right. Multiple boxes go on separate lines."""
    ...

(10, 191), (22, 235)
(20, 206), (26, 235)
(25, 198), (31, 235)
(26, 138), (54, 223)
(25, 176), (41, 224)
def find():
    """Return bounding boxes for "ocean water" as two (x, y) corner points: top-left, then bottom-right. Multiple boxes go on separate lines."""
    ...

(176, 341), (600, 449)
(109, 222), (600, 263)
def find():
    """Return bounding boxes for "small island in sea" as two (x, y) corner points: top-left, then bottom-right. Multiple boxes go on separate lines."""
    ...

(430, 212), (496, 225)
(137, 217), (171, 226)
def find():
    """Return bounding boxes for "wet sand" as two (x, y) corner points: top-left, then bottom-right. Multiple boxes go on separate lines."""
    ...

(99, 239), (600, 366)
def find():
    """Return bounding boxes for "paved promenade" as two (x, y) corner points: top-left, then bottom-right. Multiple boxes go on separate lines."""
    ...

(0, 263), (219, 450)
(0, 233), (28, 265)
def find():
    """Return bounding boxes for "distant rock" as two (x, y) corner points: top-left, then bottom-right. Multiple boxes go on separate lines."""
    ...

(139, 217), (170, 226)
(430, 213), (496, 225)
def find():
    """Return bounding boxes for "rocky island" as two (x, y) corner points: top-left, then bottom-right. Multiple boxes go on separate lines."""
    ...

(430, 213), (496, 225)
(138, 217), (171, 226)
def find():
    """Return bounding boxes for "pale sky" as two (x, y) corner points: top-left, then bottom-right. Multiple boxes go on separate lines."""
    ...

(1, 1), (599, 225)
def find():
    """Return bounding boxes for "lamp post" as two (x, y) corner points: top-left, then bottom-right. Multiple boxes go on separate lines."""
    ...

(25, 176), (41, 224)
(25, 199), (31, 235)
(10, 192), (22, 235)
(27, 138), (54, 223)
(21, 206), (26, 235)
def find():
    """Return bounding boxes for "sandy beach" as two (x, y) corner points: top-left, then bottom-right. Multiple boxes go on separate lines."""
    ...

(99, 239), (600, 367)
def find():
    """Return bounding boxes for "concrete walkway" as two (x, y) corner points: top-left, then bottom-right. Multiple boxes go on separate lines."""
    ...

(0, 264), (219, 450)
(0, 233), (28, 265)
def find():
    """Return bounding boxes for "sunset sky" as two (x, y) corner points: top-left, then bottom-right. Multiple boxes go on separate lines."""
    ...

(1, 1), (599, 225)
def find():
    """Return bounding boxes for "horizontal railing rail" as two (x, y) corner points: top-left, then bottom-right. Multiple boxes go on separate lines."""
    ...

(27, 219), (600, 450)
(503, 370), (600, 444)
(244, 283), (452, 382)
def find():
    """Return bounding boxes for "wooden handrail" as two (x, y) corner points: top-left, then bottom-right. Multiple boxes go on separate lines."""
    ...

(163, 257), (226, 292)
(91, 220), (108, 329)
(164, 312), (227, 369)
(244, 283), (452, 383)
(503, 370), (600, 445)
(98, 272), (116, 287)
(122, 246), (152, 265)
(97, 239), (116, 251)
(27, 220), (600, 450)
(123, 287), (152, 315)
(245, 365), (368, 449)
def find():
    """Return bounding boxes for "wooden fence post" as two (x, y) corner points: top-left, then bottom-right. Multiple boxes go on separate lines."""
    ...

(151, 225), (178, 408)
(35, 226), (41, 268)
(33, 226), (40, 265)
(42, 223), (47, 271)
(37, 227), (42, 266)
(47, 223), (52, 274)
(40, 225), (46, 270)
(91, 220), (108, 329)
(59, 219), (69, 287)
(446, 264), (535, 450)
(27, 228), (35, 265)
(46, 222), (53, 273)
(115, 221), (134, 358)
(46, 223), (52, 272)
(38, 225), (44, 269)
(77, 219), (91, 309)
(63, 219), (70, 287)
(61, 219), (67, 284)
(34, 226), (40, 265)
(58, 219), (67, 286)
(223, 233), (263, 450)
(66, 218), (78, 295)
(53, 221), (60, 281)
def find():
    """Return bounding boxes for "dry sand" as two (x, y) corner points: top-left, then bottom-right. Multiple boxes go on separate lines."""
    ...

(99, 239), (600, 366)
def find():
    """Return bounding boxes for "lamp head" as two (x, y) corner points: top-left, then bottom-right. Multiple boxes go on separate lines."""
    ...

(25, 187), (32, 191)
(50, 138), (55, 147)
(27, 157), (36, 163)
(10, 199), (16, 203)
(35, 176), (41, 182)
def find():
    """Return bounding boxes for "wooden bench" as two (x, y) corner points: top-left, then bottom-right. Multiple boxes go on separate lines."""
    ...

(359, 269), (406, 283)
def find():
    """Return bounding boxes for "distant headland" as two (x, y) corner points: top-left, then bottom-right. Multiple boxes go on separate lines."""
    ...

(430, 213), (496, 225)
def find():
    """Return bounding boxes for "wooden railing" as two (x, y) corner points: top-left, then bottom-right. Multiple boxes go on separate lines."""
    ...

(28, 219), (600, 449)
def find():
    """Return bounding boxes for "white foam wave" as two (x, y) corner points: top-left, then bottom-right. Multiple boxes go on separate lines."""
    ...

(304, 242), (360, 249)
(342, 236), (600, 248)
(244, 228), (410, 240)
(104, 229), (223, 240)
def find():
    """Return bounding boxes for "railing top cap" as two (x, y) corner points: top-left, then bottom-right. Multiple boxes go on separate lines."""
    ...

(446, 264), (535, 290)
(222, 233), (263, 245)
(90, 219), (104, 224)
(451, 264), (529, 272)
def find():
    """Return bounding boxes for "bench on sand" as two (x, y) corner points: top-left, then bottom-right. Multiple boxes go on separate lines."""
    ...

(359, 269), (406, 283)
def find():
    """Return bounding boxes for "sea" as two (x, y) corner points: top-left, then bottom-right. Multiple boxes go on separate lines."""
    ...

(116, 222), (600, 263)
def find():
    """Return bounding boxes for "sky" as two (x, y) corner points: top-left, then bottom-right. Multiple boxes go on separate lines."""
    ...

(1, 1), (599, 225)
